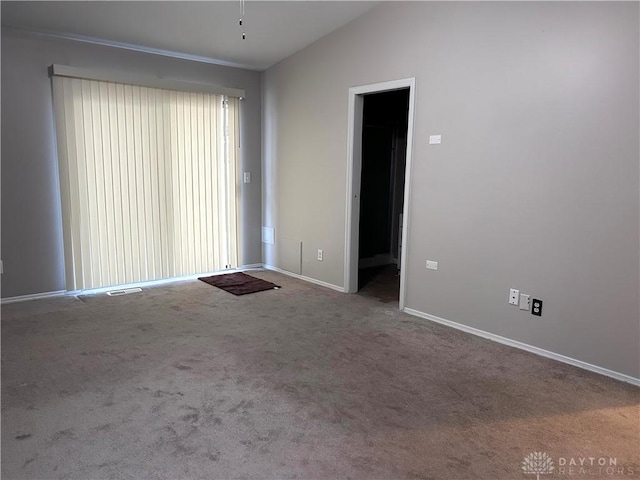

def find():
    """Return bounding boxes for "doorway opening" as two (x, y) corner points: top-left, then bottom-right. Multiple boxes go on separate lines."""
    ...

(344, 78), (416, 309)
(358, 89), (409, 303)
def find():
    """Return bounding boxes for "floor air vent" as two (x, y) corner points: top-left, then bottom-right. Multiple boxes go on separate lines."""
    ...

(106, 287), (143, 297)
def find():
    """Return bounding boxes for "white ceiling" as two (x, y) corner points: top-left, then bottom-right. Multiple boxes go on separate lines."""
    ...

(1, 1), (379, 70)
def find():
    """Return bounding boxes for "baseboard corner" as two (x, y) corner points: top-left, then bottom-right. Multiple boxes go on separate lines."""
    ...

(263, 264), (345, 292)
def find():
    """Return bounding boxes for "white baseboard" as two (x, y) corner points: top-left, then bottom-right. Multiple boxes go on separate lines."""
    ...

(241, 263), (264, 270)
(403, 307), (640, 387)
(263, 264), (345, 292)
(1, 290), (67, 305)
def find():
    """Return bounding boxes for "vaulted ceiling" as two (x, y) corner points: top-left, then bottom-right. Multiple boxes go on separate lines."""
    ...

(1, 1), (379, 70)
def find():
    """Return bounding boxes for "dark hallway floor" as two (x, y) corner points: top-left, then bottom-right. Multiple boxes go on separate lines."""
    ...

(357, 264), (400, 304)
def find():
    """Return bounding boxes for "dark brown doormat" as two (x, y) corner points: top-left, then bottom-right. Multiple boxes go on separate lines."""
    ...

(198, 272), (281, 296)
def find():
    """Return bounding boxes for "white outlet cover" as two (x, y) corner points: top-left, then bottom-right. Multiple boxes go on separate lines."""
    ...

(317, 249), (323, 261)
(243, 172), (251, 183)
(509, 289), (519, 305)
(429, 134), (442, 145)
(426, 260), (438, 270)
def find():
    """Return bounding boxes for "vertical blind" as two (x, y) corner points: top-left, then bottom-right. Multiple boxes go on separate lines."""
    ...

(52, 75), (240, 291)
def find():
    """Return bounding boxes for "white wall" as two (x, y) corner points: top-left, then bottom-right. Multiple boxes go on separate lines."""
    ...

(1, 29), (263, 298)
(262, 2), (640, 378)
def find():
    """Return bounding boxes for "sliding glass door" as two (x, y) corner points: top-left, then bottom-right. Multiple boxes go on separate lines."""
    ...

(51, 75), (240, 291)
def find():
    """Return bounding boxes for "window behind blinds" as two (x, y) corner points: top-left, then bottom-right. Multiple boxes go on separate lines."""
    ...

(52, 76), (240, 291)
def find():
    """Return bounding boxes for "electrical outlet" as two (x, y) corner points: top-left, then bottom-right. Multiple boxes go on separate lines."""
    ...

(509, 289), (519, 306)
(426, 260), (438, 270)
(317, 249), (323, 261)
(243, 172), (251, 184)
(519, 294), (530, 311)
(532, 299), (543, 316)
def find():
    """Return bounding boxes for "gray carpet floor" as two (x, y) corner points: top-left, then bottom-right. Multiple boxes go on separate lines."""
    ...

(2, 270), (638, 479)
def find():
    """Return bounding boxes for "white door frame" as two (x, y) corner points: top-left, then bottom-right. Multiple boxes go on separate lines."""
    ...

(344, 78), (416, 310)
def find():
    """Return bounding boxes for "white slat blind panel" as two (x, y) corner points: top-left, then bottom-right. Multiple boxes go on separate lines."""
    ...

(52, 76), (239, 291)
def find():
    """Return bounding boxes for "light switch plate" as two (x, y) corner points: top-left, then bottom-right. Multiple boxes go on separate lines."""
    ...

(429, 135), (442, 145)
(243, 172), (251, 184)
(519, 294), (530, 311)
(261, 227), (275, 245)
